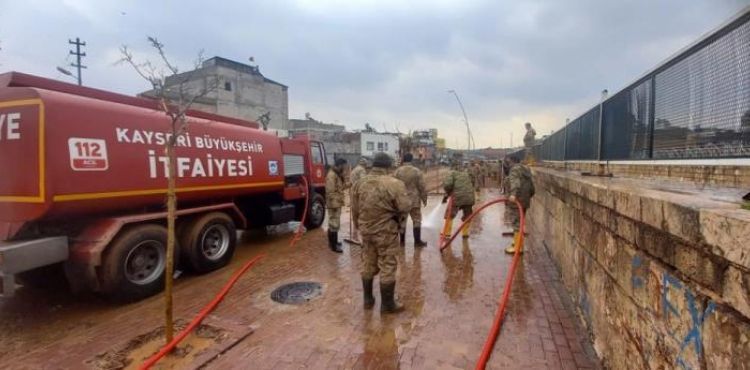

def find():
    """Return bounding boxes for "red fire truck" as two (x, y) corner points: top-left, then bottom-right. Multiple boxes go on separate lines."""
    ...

(0, 72), (328, 301)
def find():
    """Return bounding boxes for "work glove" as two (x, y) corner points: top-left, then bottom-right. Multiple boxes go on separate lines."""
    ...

(508, 195), (517, 203)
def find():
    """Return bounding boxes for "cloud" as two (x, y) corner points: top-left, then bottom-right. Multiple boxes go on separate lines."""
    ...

(0, 0), (746, 148)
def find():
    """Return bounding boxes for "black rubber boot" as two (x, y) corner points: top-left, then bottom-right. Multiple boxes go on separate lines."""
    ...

(413, 228), (427, 247)
(328, 231), (343, 253)
(380, 282), (405, 314)
(400, 232), (406, 246)
(362, 278), (375, 309)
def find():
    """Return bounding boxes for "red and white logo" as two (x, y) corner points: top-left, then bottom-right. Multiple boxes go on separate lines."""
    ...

(68, 137), (109, 171)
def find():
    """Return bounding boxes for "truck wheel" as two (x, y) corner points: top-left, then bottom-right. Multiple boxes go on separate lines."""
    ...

(180, 212), (236, 273)
(304, 193), (326, 229)
(100, 224), (169, 302)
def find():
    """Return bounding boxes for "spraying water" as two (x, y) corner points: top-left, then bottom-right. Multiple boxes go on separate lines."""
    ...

(422, 201), (447, 229)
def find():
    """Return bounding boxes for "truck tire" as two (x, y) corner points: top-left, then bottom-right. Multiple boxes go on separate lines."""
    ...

(100, 224), (169, 302)
(180, 212), (236, 273)
(304, 193), (326, 229)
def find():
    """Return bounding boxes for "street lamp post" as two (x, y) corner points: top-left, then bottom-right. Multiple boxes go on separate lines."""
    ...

(447, 89), (474, 151)
(56, 66), (77, 82)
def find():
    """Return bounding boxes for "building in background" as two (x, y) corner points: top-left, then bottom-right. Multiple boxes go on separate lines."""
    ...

(289, 115), (400, 165)
(141, 56), (289, 135)
(360, 131), (400, 159)
(289, 114), (356, 164)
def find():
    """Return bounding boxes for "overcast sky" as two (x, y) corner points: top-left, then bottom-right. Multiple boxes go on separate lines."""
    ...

(1, 0), (747, 148)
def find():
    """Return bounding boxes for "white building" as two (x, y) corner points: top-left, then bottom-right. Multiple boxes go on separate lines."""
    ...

(360, 132), (400, 159)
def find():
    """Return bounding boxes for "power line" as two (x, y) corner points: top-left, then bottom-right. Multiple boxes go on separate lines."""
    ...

(68, 37), (87, 85)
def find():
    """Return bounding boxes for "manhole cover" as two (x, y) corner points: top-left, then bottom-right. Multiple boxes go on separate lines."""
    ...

(271, 282), (323, 304)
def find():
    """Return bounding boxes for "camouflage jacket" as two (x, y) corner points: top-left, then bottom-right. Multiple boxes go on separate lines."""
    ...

(352, 168), (412, 236)
(350, 165), (368, 186)
(523, 128), (537, 148)
(443, 169), (476, 207)
(508, 163), (535, 209)
(393, 164), (427, 208)
(325, 169), (347, 208)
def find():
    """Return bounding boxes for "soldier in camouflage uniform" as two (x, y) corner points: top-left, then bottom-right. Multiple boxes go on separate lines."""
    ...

(352, 153), (412, 313)
(326, 158), (348, 253)
(523, 122), (537, 164)
(393, 153), (428, 247)
(350, 157), (368, 185)
(482, 162), (490, 187)
(468, 161), (481, 193)
(500, 157), (511, 194)
(505, 155), (535, 254)
(442, 162), (476, 239)
(348, 157), (369, 244)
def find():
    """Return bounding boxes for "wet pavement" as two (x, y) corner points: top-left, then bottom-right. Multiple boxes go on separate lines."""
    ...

(0, 188), (599, 369)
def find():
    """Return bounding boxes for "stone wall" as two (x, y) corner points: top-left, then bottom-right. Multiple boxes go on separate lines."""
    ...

(528, 167), (750, 369)
(543, 161), (750, 189)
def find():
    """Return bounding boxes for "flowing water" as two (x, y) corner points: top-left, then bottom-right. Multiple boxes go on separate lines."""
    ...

(421, 202), (447, 229)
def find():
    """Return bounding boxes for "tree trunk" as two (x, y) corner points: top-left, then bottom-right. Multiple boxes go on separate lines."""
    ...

(165, 143), (176, 343)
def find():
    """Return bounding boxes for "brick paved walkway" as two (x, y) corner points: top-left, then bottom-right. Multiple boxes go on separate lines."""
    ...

(0, 189), (600, 369)
(206, 189), (600, 369)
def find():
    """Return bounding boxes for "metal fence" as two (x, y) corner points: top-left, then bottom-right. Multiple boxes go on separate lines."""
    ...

(534, 8), (750, 161)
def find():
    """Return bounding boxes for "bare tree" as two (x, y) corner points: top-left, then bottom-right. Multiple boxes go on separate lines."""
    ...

(118, 36), (218, 343)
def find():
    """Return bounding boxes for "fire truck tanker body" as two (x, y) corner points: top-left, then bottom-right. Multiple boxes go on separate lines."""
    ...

(0, 72), (328, 301)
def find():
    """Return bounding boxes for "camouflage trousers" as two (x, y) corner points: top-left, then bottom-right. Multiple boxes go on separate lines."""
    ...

(505, 203), (528, 231)
(399, 207), (423, 232)
(449, 204), (474, 222)
(360, 232), (399, 284)
(327, 207), (341, 232)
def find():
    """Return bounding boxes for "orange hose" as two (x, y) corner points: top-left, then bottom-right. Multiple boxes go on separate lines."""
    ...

(139, 254), (266, 370)
(290, 176), (310, 247)
(141, 176), (309, 368)
(475, 201), (524, 369)
(438, 196), (526, 369)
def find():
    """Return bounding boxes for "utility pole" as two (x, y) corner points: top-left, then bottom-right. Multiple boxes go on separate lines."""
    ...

(68, 37), (87, 85)
(510, 132), (513, 148)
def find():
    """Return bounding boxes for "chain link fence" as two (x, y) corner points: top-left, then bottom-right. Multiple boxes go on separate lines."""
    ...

(534, 9), (750, 161)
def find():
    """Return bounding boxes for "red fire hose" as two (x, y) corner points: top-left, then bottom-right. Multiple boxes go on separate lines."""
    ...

(290, 176), (310, 247)
(438, 196), (526, 369)
(139, 253), (266, 370)
(141, 176), (312, 368)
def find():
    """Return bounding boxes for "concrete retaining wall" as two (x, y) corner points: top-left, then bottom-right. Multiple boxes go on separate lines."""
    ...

(528, 167), (750, 369)
(543, 161), (750, 189)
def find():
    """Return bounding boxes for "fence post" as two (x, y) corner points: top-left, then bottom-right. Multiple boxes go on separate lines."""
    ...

(597, 89), (608, 162)
(563, 118), (569, 162)
(648, 77), (656, 159)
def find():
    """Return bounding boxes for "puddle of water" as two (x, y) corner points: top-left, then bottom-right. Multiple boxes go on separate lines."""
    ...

(266, 221), (304, 236)
(88, 323), (225, 370)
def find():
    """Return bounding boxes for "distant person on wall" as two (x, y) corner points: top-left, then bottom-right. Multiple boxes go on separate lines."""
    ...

(348, 157), (369, 244)
(326, 158), (348, 253)
(504, 155), (535, 255)
(393, 153), (428, 247)
(523, 122), (537, 164)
